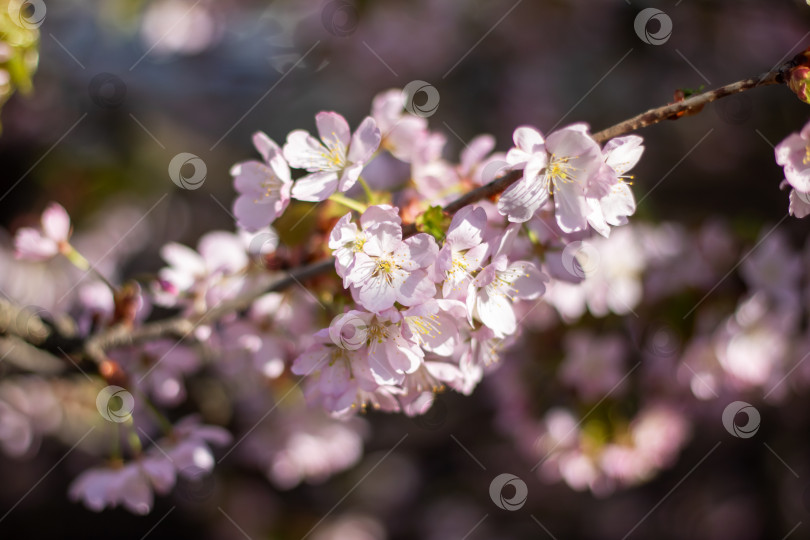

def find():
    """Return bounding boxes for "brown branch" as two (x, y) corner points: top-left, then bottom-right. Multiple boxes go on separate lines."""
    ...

(592, 63), (796, 143)
(7, 58), (797, 366)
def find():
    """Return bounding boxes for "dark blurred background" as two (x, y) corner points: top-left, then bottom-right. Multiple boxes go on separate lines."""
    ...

(1, 0), (809, 539)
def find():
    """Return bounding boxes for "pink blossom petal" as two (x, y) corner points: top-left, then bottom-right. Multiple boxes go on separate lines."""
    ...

(284, 130), (328, 171)
(338, 162), (364, 192)
(292, 346), (330, 376)
(460, 134), (495, 172)
(321, 361), (352, 394)
(315, 111), (352, 148)
(41, 202), (71, 242)
(160, 242), (206, 277)
(119, 467), (154, 515)
(396, 271), (436, 306)
(789, 189), (810, 218)
(601, 183), (636, 226)
(359, 204), (400, 230)
(347, 116), (381, 163)
(446, 205), (487, 249)
(291, 171), (340, 202)
(508, 262), (548, 300)
(513, 126), (544, 153)
(497, 175), (549, 223)
(366, 347), (402, 385)
(13, 228), (59, 261)
(141, 457), (176, 494)
(357, 277), (398, 313)
(252, 131), (281, 163)
(554, 182), (589, 233)
(404, 233), (438, 267)
(385, 339), (422, 374)
(603, 135), (644, 174)
(476, 291), (516, 336)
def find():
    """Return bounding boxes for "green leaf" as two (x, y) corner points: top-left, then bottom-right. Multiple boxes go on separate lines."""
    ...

(415, 205), (451, 242)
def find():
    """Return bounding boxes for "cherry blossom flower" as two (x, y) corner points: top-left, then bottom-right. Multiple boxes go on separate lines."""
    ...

(586, 135), (643, 236)
(231, 131), (292, 231)
(740, 229), (802, 305)
(776, 120), (810, 217)
(466, 255), (547, 337)
(0, 377), (62, 457)
(410, 132), (461, 205)
(154, 229), (256, 311)
(283, 111), (381, 201)
(400, 299), (466, 357)
(329, 205), (401, 286)
(14, 202), (72, 261)
(157, 416), (232, 476)
(248, 407), (366, 489)
(341, 208), (438, 312)
(545, 227), (645, 320)
(69, 455), (175, 515)
(371, 88), (428, 162)
(775, 119), (810, 192)
(714, 293), (797, 391)
(293, 320), (408, 415)
(292, 329), (374, 415)
(433, 205), (490, 299)
(344, 309), (426, 384)
(497, 124), (604, 232)
(457, 134), (509, 187)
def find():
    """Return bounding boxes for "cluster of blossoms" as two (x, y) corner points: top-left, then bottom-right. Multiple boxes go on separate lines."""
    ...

(296, 204), (545, 416)
(3, 85), (810, 516)
(224, 88), (647, 419)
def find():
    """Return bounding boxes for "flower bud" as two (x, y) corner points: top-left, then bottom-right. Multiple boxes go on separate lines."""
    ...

(788, 60), (810, 105)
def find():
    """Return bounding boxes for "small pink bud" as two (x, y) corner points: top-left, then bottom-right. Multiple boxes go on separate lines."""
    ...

(789, 65), (810, 105)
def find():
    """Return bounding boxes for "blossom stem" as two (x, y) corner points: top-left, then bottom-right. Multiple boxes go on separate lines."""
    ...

(126, 423), (143, 457)
(142, 394), (174, 436)
(62, 244), (118, 292)
(328, 193), (367, 213)
(357, 176), (375, 203)
(112, 421), (122, 461)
